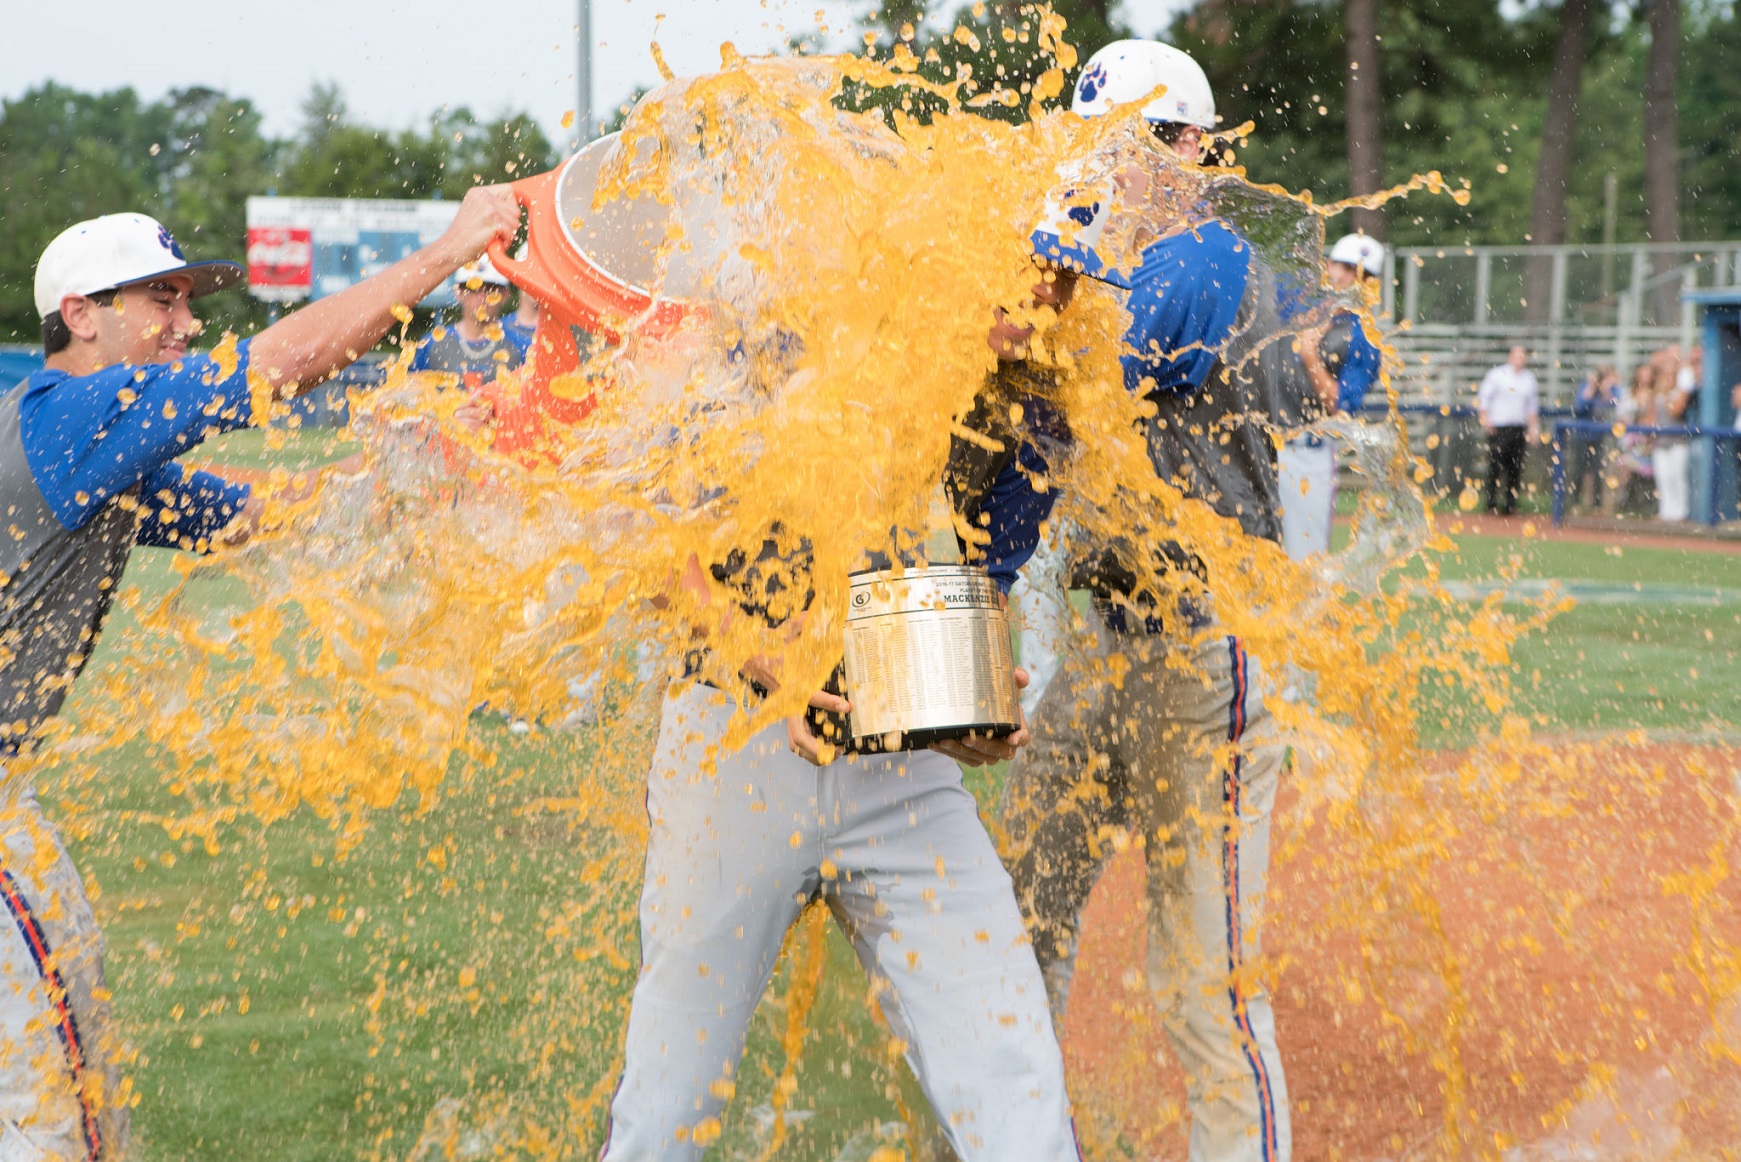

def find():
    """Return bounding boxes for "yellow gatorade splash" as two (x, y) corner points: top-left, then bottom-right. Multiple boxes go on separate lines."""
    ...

(17, 10), (1741, 1161)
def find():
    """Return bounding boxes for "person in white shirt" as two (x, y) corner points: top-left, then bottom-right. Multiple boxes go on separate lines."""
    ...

(1652, 345), (1699, 522)
(1477, 345), (1540, 516)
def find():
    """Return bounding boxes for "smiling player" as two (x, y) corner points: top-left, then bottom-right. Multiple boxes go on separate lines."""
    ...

(0, 192), (516, 1161)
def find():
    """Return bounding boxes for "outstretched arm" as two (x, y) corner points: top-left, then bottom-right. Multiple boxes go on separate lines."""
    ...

(248, 186), (520, 399)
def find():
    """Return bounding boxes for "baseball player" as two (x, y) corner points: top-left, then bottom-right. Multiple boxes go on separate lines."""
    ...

(1006, 38), (1317, 1162)
(1277, 233), (1386, 559)
(598, 275), (1083, 1161)
(0, 190), (517, 1160)
(410, 254), (530, 388)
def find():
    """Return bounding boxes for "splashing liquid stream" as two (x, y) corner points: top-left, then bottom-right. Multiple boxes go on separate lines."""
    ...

(17, 16), (1740, 1161)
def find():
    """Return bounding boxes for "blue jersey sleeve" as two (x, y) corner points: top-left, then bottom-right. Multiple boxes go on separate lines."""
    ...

(504, 325), (532, 364)
(1335, 317), (1382, 413)
(978, 397), (1066, 591)
(20, 341), (255, 530)
(1118, 222), (1252, 398)
(134, 466), (253, 551)
(408, 336), (433, 372)
(1274, 269), (1318, 326)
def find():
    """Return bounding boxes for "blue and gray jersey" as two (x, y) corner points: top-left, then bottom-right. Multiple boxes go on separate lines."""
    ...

(706, 362), (1062, 643)
(1322, 309), (1381, 414)
(944, 361), (1066, 590)
(1034, 218), (1315, 546)
(0, 344), (256, 753)
(410, 325), (530, 385)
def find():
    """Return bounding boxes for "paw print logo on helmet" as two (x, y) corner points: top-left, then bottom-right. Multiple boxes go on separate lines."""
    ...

(156, 224), (186, 261)
(1076, 62), (1109, 105)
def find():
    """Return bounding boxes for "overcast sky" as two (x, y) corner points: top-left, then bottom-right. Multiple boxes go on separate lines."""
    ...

(4, 0), (1176, 148)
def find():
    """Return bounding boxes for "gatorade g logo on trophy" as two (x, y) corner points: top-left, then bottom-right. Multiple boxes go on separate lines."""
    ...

(156, 224), (186, 261)
(1076, 62), (1109, 105)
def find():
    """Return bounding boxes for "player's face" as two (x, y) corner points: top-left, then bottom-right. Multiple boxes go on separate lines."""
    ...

(1031, 270), (1076, 312)
(458, 284), (505, 324)
(93, 277), (199, 367)
(1327, 261), (1359, 290)
(988, 269), (1077, 361)
(1148, 121), (1205, 165)
(1172, 125), (1204, 164)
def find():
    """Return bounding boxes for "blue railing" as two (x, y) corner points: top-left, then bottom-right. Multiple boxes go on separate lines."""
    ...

(1550, 419), (1741, 526)
(1356, 403), (1584, 421)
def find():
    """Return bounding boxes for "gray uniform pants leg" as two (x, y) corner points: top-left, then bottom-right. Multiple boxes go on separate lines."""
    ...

(0, 785), (128, 1162)
(602, 685), (1079, 1162)
(1003, 614), (1291, 1162)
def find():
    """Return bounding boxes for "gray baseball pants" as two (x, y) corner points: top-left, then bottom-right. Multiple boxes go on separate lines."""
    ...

(1002, 610), (1291, 1162)
(0, 784), (127, 1162)
(601, 683), (1081, 1161)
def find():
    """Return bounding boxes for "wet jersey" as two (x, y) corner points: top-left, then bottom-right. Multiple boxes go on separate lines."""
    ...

(410, 325), (530, 388)
(1124, 223), (1310, 543)
(945, 362), (1068, 591)
(0, 345), (255, 754)
(1322, 310), (1381, 414)
(1033, 216), (1315, 629)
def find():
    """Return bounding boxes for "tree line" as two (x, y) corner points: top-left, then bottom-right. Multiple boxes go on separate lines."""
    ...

(854, 0), (1738, 270)
(1160, 0), (1738, 317)
(4, 1), (1736, 344)
(0, 84), (557, 345)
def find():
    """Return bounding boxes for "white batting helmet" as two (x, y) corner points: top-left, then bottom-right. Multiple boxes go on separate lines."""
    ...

(1328, 233), (1386, 277)
(1071, 39), (1216, 131)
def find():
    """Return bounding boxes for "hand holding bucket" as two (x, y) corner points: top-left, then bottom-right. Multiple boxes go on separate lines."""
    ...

(478, 134), (706, 458)
(487, 134), (694, 397)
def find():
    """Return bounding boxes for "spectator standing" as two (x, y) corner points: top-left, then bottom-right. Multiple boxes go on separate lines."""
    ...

(1730, 382), (1741, 510)
(1604, 366), (1656, 516)
(1570, 364), (1620, 508)
(1478, 344), (1539, 516)
(1652, 345), (1698, 521)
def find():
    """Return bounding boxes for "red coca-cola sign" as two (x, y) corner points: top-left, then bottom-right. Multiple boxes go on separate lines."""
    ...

(246, 227), (313, 301)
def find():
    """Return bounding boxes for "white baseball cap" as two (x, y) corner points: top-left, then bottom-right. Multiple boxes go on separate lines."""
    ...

(1328, 233), (1386, 276)
(1029, 165), (1122, 284)
(34, 212), (244, 319)
(454, 255), (510, 289)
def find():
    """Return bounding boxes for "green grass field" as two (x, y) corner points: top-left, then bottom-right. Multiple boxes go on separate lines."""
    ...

(26, 432), (1741, 1159)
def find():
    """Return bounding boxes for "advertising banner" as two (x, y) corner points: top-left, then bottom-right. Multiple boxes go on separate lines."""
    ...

(245, 196), (462, 306)
(245, 227), (313, 303)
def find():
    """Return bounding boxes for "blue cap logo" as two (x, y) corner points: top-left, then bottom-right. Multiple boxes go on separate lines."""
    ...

(1077, 62), (1108, 105)
(1066, 202), (1100, 228)
(156, 224), (186, 261)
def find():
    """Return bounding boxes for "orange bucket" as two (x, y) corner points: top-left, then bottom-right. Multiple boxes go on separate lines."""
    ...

(483, 134), (700, 448)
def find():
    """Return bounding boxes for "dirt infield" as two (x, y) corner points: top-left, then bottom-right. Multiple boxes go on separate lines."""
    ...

(1060, 738), (1741, 1160)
